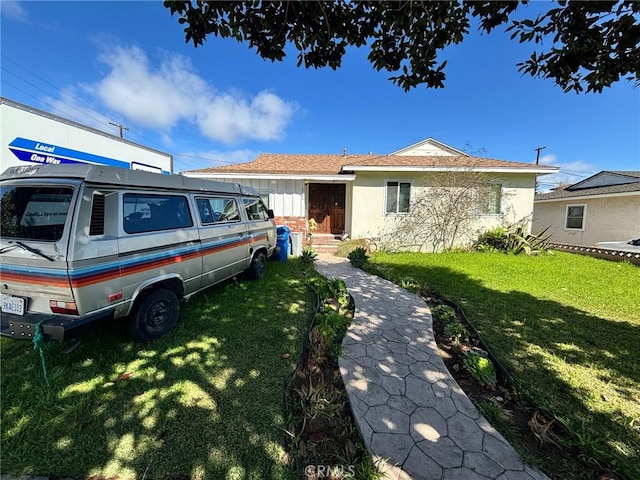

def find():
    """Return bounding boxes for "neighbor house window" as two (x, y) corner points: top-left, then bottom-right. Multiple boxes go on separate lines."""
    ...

(478, 183), (502, 215)
(386, 181), (411, 214)
(565, 205), (586, 230)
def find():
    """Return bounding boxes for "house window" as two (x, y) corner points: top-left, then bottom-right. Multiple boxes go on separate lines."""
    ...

(478, 184), (502, 215)
(565, 205), (586, 230)
(386, 181), (411, 214)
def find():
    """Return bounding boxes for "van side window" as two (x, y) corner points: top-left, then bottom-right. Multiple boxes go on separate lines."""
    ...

(123, 193), (192, 234)
(243, 198), (269, 221)
(196, 197), (240, 224)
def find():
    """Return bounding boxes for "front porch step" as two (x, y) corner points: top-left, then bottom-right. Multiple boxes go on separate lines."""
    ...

(308, 233), (343, 254)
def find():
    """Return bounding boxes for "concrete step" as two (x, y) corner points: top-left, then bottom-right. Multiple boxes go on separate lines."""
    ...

(308, 233), (343, 254)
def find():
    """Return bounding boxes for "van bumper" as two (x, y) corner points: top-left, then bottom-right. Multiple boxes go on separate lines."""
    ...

(0, 310), (114, 341)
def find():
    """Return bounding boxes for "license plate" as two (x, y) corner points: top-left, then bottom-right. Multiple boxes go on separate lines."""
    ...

(1, 294), (25, 316)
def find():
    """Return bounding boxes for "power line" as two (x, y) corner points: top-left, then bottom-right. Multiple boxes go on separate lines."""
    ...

(109, 122), (129, 139)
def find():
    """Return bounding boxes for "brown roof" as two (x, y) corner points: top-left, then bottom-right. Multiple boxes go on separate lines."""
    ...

(536, 170), (640, 201)
(536, 182), (640, 200)
(187, 154), (555, 175)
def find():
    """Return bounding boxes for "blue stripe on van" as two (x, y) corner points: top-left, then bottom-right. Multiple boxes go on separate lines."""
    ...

(0, 235), (251, 287)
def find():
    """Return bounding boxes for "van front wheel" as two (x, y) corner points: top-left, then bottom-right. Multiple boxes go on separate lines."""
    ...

(130, 288), (180, 341)
(248, 252), (267, 280)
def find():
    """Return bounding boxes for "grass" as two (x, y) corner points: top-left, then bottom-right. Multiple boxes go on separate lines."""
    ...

(0, 259), (315, 480)
(364, 251), (640, 479)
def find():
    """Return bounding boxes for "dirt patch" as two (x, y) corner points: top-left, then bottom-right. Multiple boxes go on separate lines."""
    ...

(284, 284), (376, 480)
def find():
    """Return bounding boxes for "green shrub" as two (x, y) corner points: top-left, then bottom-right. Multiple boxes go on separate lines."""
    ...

(347, 247), (369, 267)
(326, 277), (350, 309)
(315, 310), (350, 347)
(300, 246), (317, 268)
(475, 224), (550, 255)
(443, 321), (469, 343)
(432, 304), (457, 322)
(463, 350), (497, 387)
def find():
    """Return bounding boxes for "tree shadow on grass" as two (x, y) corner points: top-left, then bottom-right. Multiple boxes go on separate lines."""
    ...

(0, 261), (313, 480)
(368, 260), (640, 480)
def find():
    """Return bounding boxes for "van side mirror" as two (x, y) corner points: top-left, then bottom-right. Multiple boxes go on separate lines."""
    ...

(267, 209), (275, 219)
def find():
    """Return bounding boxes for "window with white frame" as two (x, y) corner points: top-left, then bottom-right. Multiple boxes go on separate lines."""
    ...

(385, 180), (411, 214)
(478, 183), (502, 215)
(565, 205), (586, 230)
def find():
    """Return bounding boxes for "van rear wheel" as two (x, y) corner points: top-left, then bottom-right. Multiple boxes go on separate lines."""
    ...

(248, 252), (267, 279)
(129, 288), (180, 341)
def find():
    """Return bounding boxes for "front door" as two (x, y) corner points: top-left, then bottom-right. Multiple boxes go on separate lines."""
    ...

(308, 184), (346, 235)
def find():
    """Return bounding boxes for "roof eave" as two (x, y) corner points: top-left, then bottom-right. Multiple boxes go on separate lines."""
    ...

(342, 165), (559, 174)
(184, 172), (356, 181)
(535, 190), (640, 202)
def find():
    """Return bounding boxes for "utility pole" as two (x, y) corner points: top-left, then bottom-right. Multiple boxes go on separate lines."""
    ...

(109, 122), (129, 139)
(535, 146), (546, 165)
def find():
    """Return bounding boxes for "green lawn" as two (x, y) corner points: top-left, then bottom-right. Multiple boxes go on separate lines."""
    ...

(1, 260), (314, 480)
(365, 251), (639, 479)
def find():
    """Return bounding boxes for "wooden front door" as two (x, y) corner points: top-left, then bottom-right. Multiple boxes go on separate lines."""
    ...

(308, 184), (346, 235)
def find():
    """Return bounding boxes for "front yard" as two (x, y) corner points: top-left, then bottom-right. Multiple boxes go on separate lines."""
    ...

(3, 250), (638, 479)
(1, 260), (315, 480)
(364, 251), (639, 480)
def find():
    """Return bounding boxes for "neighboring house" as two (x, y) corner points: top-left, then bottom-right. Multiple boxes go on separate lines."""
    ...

(184, 138), (558, 250)
(533, 171), (640, 246)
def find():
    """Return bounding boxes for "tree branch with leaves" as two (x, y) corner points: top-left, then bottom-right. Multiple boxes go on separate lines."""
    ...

(165, 0), (639, 93)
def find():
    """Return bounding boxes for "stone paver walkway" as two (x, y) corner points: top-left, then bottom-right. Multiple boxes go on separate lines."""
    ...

(316, 255), (549, 480)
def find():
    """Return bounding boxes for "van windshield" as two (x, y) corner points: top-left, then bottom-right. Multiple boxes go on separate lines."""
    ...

(0, 185), (74, 241)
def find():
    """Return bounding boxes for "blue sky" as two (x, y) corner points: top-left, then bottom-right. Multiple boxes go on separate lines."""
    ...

(2, 1), (639, 189)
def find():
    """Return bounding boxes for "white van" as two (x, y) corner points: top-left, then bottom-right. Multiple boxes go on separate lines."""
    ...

(0, 164), (276, 341)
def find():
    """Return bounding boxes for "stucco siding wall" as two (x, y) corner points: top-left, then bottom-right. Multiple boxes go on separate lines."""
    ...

(350, 172), (538, 247)
(350, 173), (388, 238)
(532, 194), (640, 246)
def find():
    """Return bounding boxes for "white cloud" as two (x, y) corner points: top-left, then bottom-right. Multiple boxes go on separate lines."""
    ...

(2, 1), (28, 22)
(537, 153), (599, 191)
(90, 45), (296, 144)
(196, 91), (295, 144)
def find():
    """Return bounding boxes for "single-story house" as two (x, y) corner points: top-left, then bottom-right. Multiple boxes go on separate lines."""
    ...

(532, 171), (640, 246)
(184, 138), (558, 251)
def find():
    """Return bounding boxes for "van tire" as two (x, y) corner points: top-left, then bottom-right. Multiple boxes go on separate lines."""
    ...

(248, 252), (267, 280)
(129, 288), (180, 341)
